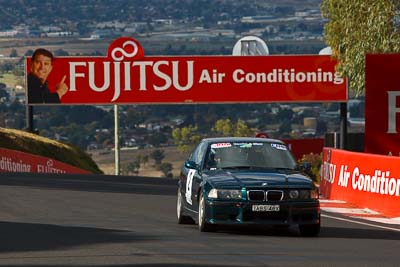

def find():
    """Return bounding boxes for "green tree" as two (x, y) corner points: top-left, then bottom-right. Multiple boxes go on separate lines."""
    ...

(148, 132), (167, 147)
(140, 154), (149, 167)
(316, 120), (328, 136)
(321, 0), (400, 95)
(150, 149), (165, 165)
(54, 49), (70, 56)
(276, 108), (294, 122)
(12, 65), (24, 77)
(134, 154), (149, 169)
(9, 49), (18, 57)
(234, 119), (253, 137)
(279, 120), (292, 135)
(172, 125), (202, 152)
(157, 162), (173, 178)
(123, 107), (145, 128)
(298, 153), (322, 184)
(124, 159), (141, 175)
(213, 119), (253, 137)
(24, 49), (34, 56)
(214, 118), (233, 136)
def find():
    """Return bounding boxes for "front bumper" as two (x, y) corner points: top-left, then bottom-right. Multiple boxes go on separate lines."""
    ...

(205, 199), (320, 226)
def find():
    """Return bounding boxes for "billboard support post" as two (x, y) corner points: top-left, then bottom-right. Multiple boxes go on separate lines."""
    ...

(26, 105), (34, 133)
(114, 104), (120, 175)
(339, 102), (347, 149)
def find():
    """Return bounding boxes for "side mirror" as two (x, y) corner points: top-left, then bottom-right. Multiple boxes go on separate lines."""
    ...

(298, 162), (312, 174)
(185, 160), (199, 170)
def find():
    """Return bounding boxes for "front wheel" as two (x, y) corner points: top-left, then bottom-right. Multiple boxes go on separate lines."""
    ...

(198, 192), (214, 232)
(177, 189), (195, 224)
(299, 223), (320, 237)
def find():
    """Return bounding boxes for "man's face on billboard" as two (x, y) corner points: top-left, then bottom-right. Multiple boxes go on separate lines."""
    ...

(31, 54), (52, 83)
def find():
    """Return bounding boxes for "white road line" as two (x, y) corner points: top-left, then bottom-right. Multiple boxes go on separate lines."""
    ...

(321, 207), (380, 215)
(322, 214), (400, 232)
(319, 199), (346, 203)
(365, 217), (400, 225)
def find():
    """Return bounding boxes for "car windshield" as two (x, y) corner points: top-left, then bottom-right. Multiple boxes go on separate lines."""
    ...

(203, 141), (297, 170)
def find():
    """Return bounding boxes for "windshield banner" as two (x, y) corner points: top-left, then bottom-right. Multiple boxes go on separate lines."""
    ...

(25, 37), (348, 105)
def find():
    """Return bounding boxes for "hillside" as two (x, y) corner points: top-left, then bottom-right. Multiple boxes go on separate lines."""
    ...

(0, 127), (102, 174)
(89, 146), (189, 178)
(0, 0), (322, 28)
(0, 127), (186, 177)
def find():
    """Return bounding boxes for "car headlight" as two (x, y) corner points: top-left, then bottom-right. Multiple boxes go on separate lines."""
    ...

(289, 189), (319, 199)
(208, 189), (242, 199)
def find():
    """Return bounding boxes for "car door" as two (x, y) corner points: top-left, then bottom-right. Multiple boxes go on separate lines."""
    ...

(183, 141), (206, 212)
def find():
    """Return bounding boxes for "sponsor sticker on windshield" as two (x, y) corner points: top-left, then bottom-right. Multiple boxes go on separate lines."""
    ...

(271, 143), (287, 150)
(233, 142), (264, 148)
(237, 143), (253, 148)
(211, 143), (232, 149)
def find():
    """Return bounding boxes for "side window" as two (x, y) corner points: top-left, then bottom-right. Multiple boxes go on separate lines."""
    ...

(190, 142), (206, 166)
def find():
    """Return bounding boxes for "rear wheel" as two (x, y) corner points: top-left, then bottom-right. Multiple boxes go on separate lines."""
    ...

(299, 223), (320, 237)
(198, 192), (214, 232)
(177, 189), (195, 224)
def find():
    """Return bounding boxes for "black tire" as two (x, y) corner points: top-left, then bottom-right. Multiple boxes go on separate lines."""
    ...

(299, 223), (320, 237)
(177, 189), (195, 224)
(198, 192), (214, 232)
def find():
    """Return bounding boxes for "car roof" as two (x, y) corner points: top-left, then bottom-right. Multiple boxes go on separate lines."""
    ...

(202, 137), (285, 144)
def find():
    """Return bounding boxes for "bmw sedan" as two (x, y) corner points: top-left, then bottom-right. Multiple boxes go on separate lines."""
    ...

(177, 137), (320, 236)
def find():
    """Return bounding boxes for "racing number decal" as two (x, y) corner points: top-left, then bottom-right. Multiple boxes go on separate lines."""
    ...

(185, 169), (196, 205)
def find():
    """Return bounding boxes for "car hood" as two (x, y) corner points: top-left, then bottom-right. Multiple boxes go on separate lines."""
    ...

(203, 169), (313, 189)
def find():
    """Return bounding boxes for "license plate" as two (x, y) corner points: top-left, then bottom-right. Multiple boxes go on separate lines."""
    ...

(252, 204), (280, 212)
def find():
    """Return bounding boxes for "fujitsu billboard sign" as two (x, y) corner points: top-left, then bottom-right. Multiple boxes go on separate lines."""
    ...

(365, 54), (400, 155)
(26, 37), (347, 105)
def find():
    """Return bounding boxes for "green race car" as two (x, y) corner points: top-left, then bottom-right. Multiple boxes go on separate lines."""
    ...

(177, 137), (320, 236)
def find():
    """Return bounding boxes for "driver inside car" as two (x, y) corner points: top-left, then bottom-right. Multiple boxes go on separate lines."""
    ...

(206, 150), (221, 169)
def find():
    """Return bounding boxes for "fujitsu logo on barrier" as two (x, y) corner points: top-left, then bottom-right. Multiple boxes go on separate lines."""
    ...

(37, 159), (66, 174)
(322, 161), (336, 184)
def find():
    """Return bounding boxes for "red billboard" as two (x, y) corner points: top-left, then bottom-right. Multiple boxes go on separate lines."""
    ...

(365, 54), (400, 155)
(26, 37), (347, 105)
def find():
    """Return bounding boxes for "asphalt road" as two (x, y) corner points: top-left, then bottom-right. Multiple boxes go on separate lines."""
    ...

(0, 172), (399, 267)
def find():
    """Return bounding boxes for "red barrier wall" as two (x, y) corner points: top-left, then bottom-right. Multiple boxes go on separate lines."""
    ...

(320, 148), (400, 217)
(0, 148), (90, 174)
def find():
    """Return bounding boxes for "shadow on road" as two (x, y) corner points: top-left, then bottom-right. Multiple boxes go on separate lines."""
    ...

(205, 225), (299, 237)
(0, 265), (238, 267)
(0, 221), (156, 253)
(176, 224), (400, 240)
